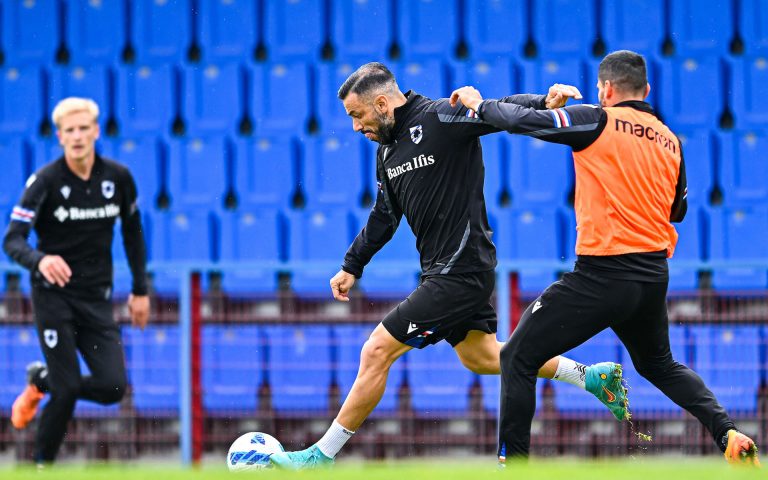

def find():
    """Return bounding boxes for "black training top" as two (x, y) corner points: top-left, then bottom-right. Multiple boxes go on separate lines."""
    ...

(342, 90), (547, 278)
(3, 155), (148, 296)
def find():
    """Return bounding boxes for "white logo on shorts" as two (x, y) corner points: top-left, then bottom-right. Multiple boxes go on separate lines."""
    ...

(532, 300), (542, 313)
(407, 322), (419, 334)
(43, 329), (58, 348)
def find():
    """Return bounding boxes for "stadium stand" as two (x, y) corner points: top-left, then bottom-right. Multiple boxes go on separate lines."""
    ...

(392, 59), (447, 101)
(233, 136), (297, 210)
(101, 137), (164, 211)
(303, 134), (366, 208)
(449, 58), (516, 100)
(50, 64), (112, 131)
(124, 326), (180, 413)
(0, 66), (44, 136)
(130, 0), (191, 64)
(202, 325), (263, 413)
(508, 136), (572, 208)
(251, 61), (311, 135)
(263, 324), (333, 412)
(738, 0), (768, 55)
(395, 0), (459, 60)
(219, 209), (282, 294)
(669, 0), (733, 56)
(730, 57), (768, 130)
(657, 56), (725, 131)
(1, 0), (59, 66)
(406, 341), (475, 415)
(600, 0), (664, 58)
(197, 0), (258, 63)
(331, 0), (392, 61)
(464, 0), (527, 59)
(718, 131), (768, 206)
(262, 0), (324, 61)
(64, 0), (126, 66)
(167, 137), (229, 210)
(181, 63), (245, 137)
(709, 206), (768, 290)
(0, 138), (28, 213)
(115, 63), (176, 137)
(529, 0), (596, 58)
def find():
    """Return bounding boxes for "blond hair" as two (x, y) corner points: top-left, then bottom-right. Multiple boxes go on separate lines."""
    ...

(51, 97), (99, 128)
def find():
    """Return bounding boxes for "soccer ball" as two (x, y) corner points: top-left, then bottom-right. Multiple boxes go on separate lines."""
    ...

(227, 432), (284, 472)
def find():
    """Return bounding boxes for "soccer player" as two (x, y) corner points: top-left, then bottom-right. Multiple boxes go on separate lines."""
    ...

(2, 97), (150, 465)
(450, 50), (760, 466)
(270, 62), (628, 469)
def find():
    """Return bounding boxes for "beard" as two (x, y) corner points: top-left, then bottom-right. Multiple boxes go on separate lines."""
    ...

(370, 109), (396, 144)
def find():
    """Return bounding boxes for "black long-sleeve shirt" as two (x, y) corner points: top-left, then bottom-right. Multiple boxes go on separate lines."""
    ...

(342, 91), (546, 278)
(3, 156), (148, 296)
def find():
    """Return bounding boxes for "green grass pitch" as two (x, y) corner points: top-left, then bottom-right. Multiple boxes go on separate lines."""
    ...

(0, 459), (763, 480)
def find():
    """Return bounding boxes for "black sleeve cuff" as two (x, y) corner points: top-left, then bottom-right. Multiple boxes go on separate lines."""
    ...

(341, 264), (362, 279)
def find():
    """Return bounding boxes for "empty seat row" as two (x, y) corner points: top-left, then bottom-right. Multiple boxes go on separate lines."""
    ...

(3, 0), (765, 67)
(1, 323), (764, 415)
(0, 54), (764, 141)
(554, 325), (766, 415)
(3, 128), (765, 217)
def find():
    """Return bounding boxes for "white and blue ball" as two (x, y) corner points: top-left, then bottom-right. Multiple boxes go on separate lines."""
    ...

(227, 432), (284, 472)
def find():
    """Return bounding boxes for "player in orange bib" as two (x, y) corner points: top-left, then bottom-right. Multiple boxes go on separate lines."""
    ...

(451, 50), (759, 467)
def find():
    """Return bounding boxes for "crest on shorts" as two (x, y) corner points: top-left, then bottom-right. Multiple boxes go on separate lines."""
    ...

(101, 180), (115, 199)
(409, 125), (423, 144)
(44, 329), (58, 349)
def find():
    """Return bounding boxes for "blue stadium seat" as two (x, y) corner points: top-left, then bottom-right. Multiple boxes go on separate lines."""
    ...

(198, 0), (257, 62)
(730, 58), (768, 130)
(464, 0), (526, 59)
(252, 62), (311, 135)
(553, 329), (621, 414)
(50, 65), (111, 129)
(739, 0), (768, 55)
(167, 137), (229, 210)
(147, 209), (218, 293)
(331, 0), (391, 60)
(65, 0), (126, 65)
(520, 58), (584, 102)
(676, 130), (714, 206)
(406, 341), (474, 415)
(718, 131), (768, 206)
(125, 326), (180, 414)
(233, 136), (296, 210)
(2, 0), (58, 65)
(393, 60), (447, 100)
(508, 135), (571, 208)
(619, 325), (688, 415)
(530, 0), (595, 58)
(396, 0), (459, 60)
(0, 67), (44, 136)
(130, 0), (191, 64)
(303, 135), (365, 208)
(492, 208), (562, 293)
(395, 0), (460, 59)
(287, 209), (353, 295)
(333, 325), (404, 414)
(0, 326), (44, 413)
(353, 209), (420, 297)
(667, 206), (706, 291)
(657, 57), (724, 131)
(690, 325), (761, 413)
(601, 0), (664, 57)
(480, 135), (509, 214)
(669, 0), (732, 56)
(116, 64), (175, 137)
(183, 63), (244, 136)
(709, 206), (768, 290)
(450, 58), (516, 100)
(263, 0), (323, 60)
(0, 138), (28, 212)
(263, 325), (332, 412)
(202, 325), (263, 414)
(102, 137), (164, 212)
(219, 209), (282, 294)
(316, 61), (359, 134)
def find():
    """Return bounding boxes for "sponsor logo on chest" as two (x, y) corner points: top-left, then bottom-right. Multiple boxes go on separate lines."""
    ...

(53, 203), (121, 223)
(386, 154), (436, 180)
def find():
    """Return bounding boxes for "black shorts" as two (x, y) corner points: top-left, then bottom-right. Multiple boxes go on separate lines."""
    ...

(382, 270), (498, 349)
